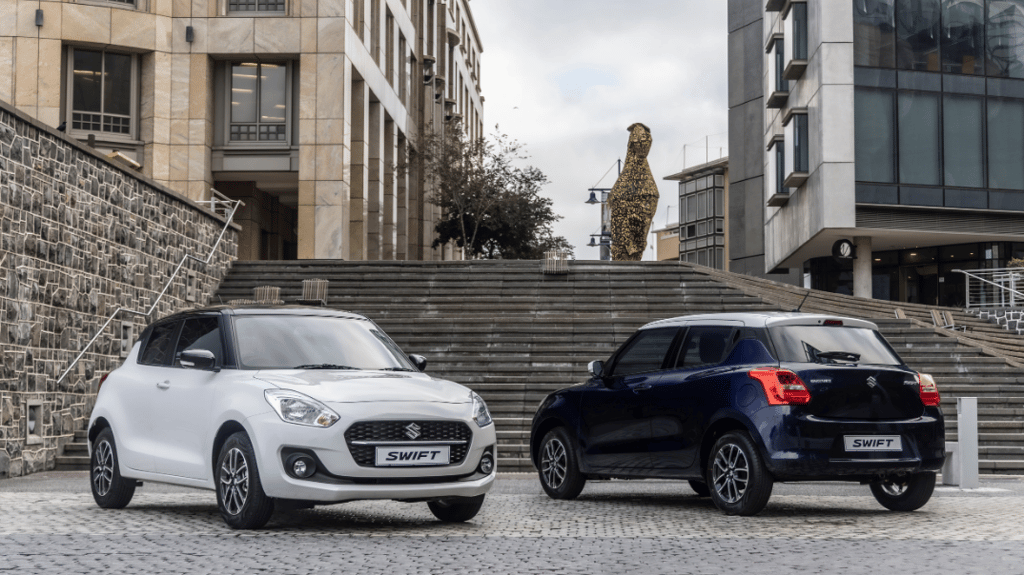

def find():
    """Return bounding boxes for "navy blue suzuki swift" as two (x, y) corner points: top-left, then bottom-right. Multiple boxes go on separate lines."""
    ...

(530, 313), (945, 516)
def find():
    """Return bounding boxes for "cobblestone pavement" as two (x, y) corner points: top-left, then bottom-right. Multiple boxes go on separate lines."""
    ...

(1, 472), (1022, 574)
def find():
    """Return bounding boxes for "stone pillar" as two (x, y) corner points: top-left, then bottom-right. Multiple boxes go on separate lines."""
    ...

(313, 52), (351, 259)
(367, 101), (384, 259)
(349, 79), (369, 260)
(853, 236), (873, 299)
(382, 119), (397, 260)
(396, 133), (409, 260)
(406, 149), (423, 260)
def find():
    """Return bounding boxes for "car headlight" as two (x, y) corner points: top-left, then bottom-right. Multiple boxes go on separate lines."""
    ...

(264, 389), (340, 428)
(471, 392), (492, 427)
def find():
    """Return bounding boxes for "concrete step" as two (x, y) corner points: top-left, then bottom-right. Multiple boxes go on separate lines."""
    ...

(55, 455), (89, 471)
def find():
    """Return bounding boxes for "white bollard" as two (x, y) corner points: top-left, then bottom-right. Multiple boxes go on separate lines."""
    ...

(957, 397), (980, 489)
(941, 441), (960, 486)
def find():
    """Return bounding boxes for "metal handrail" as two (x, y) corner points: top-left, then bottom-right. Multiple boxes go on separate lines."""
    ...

(56, 192), (243, 385)
(955, 267), (1024, 310)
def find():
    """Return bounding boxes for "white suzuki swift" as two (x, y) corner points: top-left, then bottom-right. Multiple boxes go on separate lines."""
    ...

(88, 306), (496, 529)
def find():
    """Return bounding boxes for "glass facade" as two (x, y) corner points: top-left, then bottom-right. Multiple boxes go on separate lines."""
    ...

(679, 172), (725, 269)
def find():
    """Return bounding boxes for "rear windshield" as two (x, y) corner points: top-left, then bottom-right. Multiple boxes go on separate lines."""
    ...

(768, 325), (902, 366)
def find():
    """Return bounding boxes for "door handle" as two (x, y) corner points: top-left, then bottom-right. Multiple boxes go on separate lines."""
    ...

(156, 380), (170, 389)
(631, 383), (653, 394)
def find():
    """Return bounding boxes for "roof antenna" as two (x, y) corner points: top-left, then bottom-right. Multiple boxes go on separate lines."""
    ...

(792, 291), (811, 312)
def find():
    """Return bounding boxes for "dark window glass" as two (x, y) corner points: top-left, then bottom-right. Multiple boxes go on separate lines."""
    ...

(676, 327), (736, 369)
(174, 317), (223, 366)
(793, 114), (809, 173)
(988, 98), (1024, 189)
(896, 0), (941, 71)
(990, 190), (1024, 209)
(71, 50), (133, 135)
(103, 53), (132, 116)
(941, 0), (986, 75)
(988, 0), (1024, 78)
(856, 184), (900, 203)
(855, 0), (897, 67)
(943, 94), (985, 187)
(898, 91), (942, 184)
(230, 63), (288, 142)
(855, 88), (896, 182)
(775, 144), (787, 194)
(790, 3), (808, 60)
(775, 42), (789, 92)
(715, 189), (724, 216)
(140, 322), (180, 366)
(945, 188), (989, 207)
(72, 50), (102, 112)
(768, 325), (902, 365)
(900, 186), (945, 205)
(612, 328), (678, 377)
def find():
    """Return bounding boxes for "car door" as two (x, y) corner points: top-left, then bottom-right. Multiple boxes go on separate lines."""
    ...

(114, 320), (182, 473)
(150, 316), (223, 480)
(646, 325), (739, 475)
(578, 327), (680, 475)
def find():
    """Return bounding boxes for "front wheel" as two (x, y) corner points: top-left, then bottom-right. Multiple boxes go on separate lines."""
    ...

(870, 472), (936, 512)
(90, 428), (136, 509)
(428, 494), (486, 522)
(216, 432), (274, 529)
(706, 431), (773, 516)
(537, 427), (586, 500)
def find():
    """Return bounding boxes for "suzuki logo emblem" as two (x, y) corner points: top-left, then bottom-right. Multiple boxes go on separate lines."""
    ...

(404, 422), (421, 440)
(866, 376), (878, 388)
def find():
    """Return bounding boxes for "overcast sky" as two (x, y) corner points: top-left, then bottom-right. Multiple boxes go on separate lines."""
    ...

(471, 0), (729, 260)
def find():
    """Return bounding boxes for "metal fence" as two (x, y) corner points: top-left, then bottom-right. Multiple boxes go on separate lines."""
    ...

(955, 267), (1024, 310)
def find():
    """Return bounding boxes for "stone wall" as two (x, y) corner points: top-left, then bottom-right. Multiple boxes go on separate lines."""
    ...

(0, 102), (238, 478)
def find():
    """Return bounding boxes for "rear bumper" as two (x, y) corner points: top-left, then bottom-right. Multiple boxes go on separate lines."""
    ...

(755, 407), (945, 481)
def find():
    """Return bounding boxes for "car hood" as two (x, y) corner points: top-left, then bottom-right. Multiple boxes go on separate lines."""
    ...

(253, 370), (472, 404)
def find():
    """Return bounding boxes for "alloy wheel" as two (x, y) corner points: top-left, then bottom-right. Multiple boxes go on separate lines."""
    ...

(879, 479), (909, 497)
(541, 437), (568, 490)
(219, 447), (250, 515)
(92, 440), (114, 497)
(711, 443), (750, 504)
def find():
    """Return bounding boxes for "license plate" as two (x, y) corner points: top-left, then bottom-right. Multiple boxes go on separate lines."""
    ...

(844, 436), (902, 452)
(375, 445), (451, 466)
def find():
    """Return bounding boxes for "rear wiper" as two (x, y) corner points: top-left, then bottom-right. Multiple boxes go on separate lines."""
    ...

(815, 351), (861, 362)
(377, 367), (417, 372)
(292, 364), (359, 370)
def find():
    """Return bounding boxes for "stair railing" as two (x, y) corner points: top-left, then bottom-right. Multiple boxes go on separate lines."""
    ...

(56, 191), (243, 385)
(955, 267), (1024, 310)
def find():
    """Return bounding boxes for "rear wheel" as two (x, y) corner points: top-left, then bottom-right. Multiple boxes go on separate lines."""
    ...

(216, 432), (274, 529)
(870, 472), (936, 512)
(538, 427), (586, 500)
(706, 431), (773, 516)
(90, 428), (136, 509)
(688, 480), (711, 497)
(428, 494), (486, 522)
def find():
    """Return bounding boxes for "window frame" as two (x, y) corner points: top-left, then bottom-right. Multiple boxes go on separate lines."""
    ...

(606, 327), (682, 378)
(223, 61), (294, 149)
(783, 109), (810, 187)
(226, 0), (287, 14)
(137, 320), (183, 367)
(173, 316), (227, 369)
(65, 46), (140, 144)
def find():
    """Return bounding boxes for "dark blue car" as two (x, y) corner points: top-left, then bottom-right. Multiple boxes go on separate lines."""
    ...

(530, 313), (945, 515)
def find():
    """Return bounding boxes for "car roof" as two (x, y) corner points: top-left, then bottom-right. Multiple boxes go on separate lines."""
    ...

(640, 312), (879, 331)
(152, 305), (369, 324)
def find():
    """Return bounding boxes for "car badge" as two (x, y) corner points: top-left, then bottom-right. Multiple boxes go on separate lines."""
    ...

(404, 422), (421, 440)
(866, 376), (878, 389)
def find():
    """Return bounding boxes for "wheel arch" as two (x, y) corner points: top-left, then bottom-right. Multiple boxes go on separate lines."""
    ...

(88, 416), (111, 445)
(699, 414), (763, 479)
(531, 416), (573, 469)
(211, 420), (249, 476)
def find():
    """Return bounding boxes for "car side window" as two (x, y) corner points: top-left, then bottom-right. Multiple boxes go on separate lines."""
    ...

(675, 327), (736, 369)
(139, 321), (181, 366)
(610, 328), (679, 377)
(174, 317), (223, 367)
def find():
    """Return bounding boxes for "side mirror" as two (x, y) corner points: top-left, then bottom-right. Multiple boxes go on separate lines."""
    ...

(588, 360), (604, 379)
(179, 349), (218, 371)
(408, 354), (428, 372)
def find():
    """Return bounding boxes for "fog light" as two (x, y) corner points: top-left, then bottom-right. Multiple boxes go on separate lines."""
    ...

(286, 454), (317, 479)
(479, 453), (494, 475)
(293, 460), (308, 476)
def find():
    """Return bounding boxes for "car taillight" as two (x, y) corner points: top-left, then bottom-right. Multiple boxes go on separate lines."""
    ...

(917, 373), (941, 406)
(748, 368), (811, 405)
(97, 373), (110, 393)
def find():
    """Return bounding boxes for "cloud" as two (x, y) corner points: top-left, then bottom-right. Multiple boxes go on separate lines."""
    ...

(472, 0), (729, 259)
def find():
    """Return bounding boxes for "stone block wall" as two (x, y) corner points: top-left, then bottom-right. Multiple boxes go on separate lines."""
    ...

(0, 102), (238, 478)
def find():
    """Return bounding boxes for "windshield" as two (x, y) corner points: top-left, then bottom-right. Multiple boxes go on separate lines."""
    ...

(233, 315), (417, 371)
(768, 325), (902, 366)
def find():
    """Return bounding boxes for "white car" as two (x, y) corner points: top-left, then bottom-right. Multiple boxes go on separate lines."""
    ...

(88, 306), (496, 529)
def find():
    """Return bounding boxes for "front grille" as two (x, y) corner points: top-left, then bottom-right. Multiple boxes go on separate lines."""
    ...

(344, 420), (473, 467)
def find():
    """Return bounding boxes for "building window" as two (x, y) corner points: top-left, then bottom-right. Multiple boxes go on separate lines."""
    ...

(228, 0), (285, 11)
(941, 0), (985, 75)
(855, 0), (896, 67)
(898, 91), (941, 185)
(67, 48), (137, 139)
(988, 0), (1024, 78)
(943, 93), (985, 187)
(784, 111), (809, 187)
(896, 0), (941, 71)
(783, 1), (808, 79)
(855, 88), (896, 183)
(766, 35), (789, 108)
(229, 62), (290, 144)
(988, 98), (1024, 189)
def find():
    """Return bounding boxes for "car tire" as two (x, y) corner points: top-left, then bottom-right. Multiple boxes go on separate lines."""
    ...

(706, 431), (773, 516)
(427, 494), (486, 522)
(688, 479), (711, 497)
(870, 472), (936, 512)
(216, 432), (274, 530)
(90, 428), (136, 509)
(538, 427), (586, 500)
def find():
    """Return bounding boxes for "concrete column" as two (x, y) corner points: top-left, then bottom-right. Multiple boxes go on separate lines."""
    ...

(382, 119), (397, 260)
(396, 134), (409, 260)
(853, 236), (873, 299)
(349, 79), (369, 260)
(367, 101), (384, 259)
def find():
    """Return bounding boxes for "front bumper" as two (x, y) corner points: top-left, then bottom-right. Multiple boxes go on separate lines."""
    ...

(753, 407), (945, 480)
(247, 401), (497, 502)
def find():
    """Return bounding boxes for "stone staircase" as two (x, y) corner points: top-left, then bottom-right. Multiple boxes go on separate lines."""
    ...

(63, 260), (1024, 476)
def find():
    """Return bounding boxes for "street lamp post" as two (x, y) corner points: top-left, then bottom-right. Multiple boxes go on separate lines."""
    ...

(585, 160), (621, 261)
